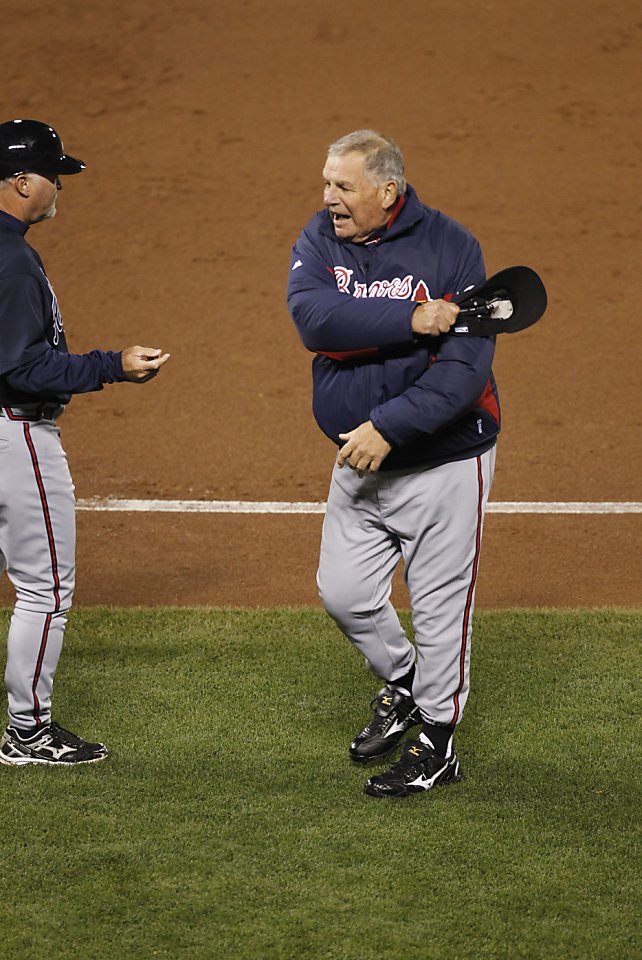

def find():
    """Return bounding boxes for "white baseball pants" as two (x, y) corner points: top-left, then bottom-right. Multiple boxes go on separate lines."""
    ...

(317, 447), (496, 727)
(0, 413), (75, 730)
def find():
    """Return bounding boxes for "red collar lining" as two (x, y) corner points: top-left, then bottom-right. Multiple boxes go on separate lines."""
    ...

(385, 193), (406, 231)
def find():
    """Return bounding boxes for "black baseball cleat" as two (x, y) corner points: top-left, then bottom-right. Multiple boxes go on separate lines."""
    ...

(363, 737), (462, 797)
(349, 685), (421, 763)
(0, 721), (109, 766)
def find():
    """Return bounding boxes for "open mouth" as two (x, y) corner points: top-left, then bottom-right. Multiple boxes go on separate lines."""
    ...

(332, 213), (351, 222)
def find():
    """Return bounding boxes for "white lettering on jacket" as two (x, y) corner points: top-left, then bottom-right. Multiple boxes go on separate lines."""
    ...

(40, 269), (64, 345)
(333, 267), (432, 302)
(333, 267), (354, 293)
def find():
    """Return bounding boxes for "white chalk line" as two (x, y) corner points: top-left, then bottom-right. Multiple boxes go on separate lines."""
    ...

(75, 499), (642, 515)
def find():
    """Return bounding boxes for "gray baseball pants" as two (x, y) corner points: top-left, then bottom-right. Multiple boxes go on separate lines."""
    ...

(317, 447), (496, 727)
(0, 410), (75, 730)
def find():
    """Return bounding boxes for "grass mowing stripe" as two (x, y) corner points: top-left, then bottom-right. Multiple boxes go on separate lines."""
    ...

(0, 609), (640, 960)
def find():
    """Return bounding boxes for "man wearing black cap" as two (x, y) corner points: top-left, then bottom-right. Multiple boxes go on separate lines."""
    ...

(0, 119), (170, 766)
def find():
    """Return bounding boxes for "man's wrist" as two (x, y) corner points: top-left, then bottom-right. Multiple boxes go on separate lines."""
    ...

(369, 415), (394, 447)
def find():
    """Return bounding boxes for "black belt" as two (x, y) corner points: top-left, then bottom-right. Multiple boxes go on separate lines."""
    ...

(0, 403), (65, 421)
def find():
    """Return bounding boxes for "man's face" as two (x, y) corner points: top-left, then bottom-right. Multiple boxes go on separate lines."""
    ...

(26, 172), (62, 223)
(322, 151), (395, 243)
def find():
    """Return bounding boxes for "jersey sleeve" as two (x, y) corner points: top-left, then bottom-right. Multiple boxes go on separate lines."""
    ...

(444, 236), (486, 297)
(0, 270), (127, 395)
(370, 335), (496, 445)
(287, 227), (417, 353)
(4, 347), (126, 395)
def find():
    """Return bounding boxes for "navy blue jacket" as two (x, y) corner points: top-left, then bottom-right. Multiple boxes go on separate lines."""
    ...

(0, 210), (125, 405)
(287, 186), (500, 470)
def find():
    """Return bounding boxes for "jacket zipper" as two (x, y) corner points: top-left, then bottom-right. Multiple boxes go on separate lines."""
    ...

(361, 250), (372, 421)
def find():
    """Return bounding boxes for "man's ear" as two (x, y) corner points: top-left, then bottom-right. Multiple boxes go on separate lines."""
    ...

(13, 174), (31, 198)
(381, 180), (399, 211)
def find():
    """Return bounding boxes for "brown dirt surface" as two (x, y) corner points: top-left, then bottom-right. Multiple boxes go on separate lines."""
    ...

(1, 0), (640, 607)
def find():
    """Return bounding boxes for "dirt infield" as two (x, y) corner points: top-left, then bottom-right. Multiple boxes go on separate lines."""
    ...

(1, 0), (640, 608)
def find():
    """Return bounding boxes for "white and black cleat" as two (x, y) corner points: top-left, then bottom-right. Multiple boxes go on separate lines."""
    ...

(349, 685), (421, 763)
(0, 721), (108, 766)
(364, 737), (462, 798)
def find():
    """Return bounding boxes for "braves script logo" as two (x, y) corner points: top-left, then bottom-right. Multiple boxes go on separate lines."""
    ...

(333, 267), (431, 302)
(40, 269), (64, 345)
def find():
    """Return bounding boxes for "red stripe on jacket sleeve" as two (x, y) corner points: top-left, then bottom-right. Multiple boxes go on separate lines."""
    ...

(315, 347), (380, 361)
(475, 378), (500, 426)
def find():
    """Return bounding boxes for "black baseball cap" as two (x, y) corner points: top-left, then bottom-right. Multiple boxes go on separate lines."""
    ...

(0, 119), (85, 178)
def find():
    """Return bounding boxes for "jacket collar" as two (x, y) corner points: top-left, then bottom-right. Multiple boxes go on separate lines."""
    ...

(0, 210), (29, 236)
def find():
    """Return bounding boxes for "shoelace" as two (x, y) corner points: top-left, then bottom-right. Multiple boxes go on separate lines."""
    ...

(49, 722), (74, 747)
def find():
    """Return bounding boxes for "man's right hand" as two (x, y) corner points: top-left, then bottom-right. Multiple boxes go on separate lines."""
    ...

(121, 346), (171, 383)
(411, 300), (460, 336)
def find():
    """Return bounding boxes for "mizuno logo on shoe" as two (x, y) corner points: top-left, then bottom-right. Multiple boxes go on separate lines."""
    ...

(409, 762), (450, 790)
(386, 717), (412, 738)
(38, 737), (77, 760)
(408, 745), (422, 757)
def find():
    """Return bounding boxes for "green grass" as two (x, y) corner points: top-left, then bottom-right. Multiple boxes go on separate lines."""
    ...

(0, 609), (640, 960)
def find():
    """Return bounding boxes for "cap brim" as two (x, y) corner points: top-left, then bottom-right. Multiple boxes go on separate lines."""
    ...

(5, 154), (86, 177)
(49, 154), (85, 175)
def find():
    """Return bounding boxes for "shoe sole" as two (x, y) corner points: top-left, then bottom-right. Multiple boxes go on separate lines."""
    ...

(0, 751), (109, 767)
(364, 772), (463, 798)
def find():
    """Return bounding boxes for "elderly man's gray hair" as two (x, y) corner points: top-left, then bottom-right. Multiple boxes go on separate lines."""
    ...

(327, 130), (406, 196)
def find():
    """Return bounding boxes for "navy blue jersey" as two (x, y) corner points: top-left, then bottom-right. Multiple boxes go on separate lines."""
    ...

(0, 211), (125, 405)
(287, 185), (500, 470)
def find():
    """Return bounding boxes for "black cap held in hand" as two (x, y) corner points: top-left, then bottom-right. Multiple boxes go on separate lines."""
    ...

(0, 119), (85, 178)
(448, 266), (548, 337)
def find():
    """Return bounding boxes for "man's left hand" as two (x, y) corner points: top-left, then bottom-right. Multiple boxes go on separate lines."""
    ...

(121, 346), (171, 383)
(338, 421), (392, 476)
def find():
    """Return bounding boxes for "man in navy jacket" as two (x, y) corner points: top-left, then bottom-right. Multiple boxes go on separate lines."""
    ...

(0, 119), (170, 767)
(287, 130), (499, 798)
